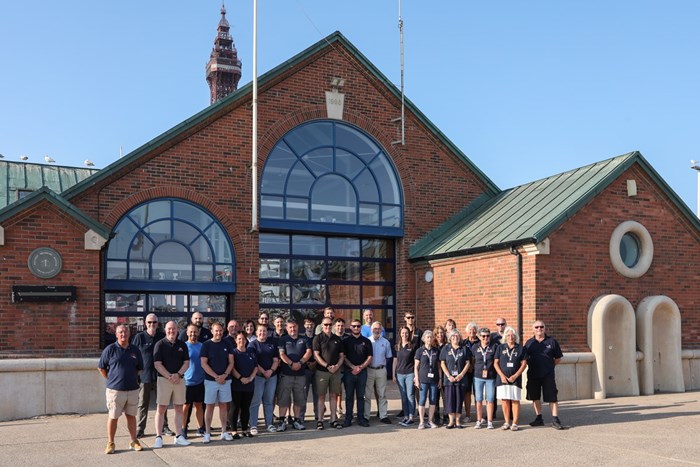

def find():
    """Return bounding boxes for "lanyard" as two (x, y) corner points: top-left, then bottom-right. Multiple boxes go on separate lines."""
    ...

(449, 347), (461, 368)
(478, 345), (490, 366)
(423, 348), (435, 368)
(505, 345), (517, 362)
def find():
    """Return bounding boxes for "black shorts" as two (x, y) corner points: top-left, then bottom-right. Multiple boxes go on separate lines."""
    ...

(526, 373), (558, 403)
(186, 382), (205, 404)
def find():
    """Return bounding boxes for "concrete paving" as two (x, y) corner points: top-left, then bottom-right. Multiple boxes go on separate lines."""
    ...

(1, 388), (699, 467)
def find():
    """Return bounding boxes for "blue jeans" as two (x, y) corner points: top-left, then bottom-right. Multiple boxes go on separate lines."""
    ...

(250, 374), (278, 428)
(343, 369), (368, 423)
(473, 377), (496, 402)
(396, 373), (415, 418)
(419, 382), (439, 406)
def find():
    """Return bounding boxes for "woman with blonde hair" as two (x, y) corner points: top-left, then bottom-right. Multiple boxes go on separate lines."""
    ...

(440, 329), (472, 428)
(494, 326), (528, 431)
(414, 330), (440, 429)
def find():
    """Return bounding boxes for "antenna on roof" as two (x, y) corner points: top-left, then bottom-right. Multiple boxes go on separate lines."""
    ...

(119, 145), (123, 158)
(392, 0), (405, 146)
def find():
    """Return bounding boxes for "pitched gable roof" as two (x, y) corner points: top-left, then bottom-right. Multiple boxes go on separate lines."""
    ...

(0, 186), (110, 239)
(410, 151), (700, 261)
(60, 31), (499, 201)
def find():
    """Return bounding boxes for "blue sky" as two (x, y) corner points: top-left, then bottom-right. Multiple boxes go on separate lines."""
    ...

(1, 1), (699, 211)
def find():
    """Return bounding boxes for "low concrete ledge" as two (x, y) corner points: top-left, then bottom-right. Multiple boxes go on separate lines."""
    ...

(682, 349), (700, 391)
(0, 358), (105, 421)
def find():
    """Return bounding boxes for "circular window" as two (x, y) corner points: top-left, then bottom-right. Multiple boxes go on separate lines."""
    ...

(619, 233), (640, 267)
(609, 221), (653, 278)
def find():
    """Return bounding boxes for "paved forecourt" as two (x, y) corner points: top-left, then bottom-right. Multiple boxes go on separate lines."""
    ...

(0, 389), (699, 467)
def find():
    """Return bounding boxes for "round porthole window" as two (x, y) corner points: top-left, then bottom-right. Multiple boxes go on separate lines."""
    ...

(619, 232), (640, 268)
(609, 221), (653, 278)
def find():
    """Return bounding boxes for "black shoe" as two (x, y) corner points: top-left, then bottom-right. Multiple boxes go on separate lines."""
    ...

(380, 417), (392, 424)
(162, 426), (175, 436)
(136, 430), (144, 438)
(342, 419), (352, 428)
(529, 417), (544, 427)
(552, 419), (563, 430)
(359, 420), (370, 427)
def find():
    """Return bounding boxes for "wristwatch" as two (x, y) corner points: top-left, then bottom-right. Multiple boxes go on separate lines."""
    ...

(178, 373), (184, 378)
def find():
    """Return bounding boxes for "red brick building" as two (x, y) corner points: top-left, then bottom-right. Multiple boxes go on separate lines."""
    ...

(1, 27), (698, 400)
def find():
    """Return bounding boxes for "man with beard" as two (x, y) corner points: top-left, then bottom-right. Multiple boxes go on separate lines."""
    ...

(178, 312), (213, 343)
(342, 319), (373, 427)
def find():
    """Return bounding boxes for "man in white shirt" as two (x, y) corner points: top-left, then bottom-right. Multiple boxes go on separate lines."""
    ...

(364, 322), (393, 424)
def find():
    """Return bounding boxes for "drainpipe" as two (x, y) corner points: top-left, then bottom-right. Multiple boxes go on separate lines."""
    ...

(510, 246), (523, 342)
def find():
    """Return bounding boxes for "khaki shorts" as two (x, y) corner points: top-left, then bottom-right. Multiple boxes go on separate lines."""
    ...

(315, 370), (342, 395)
(156, 377), (186, 406)
(106, 388), (139, 419)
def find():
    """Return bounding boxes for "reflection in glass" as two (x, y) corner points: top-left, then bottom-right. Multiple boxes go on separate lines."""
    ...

(362, 285), (394, 306)
(149, 294), (188, 313)
(260, 233), (289, 255)
(260, 283), (290, 304)
(105, 293), (144, 312)
(328, 261), (360, 281)
(327, 283), (360, 305)
(362, 239), (394, 258)
(152, 243), (192, 281)
(311, 175), (357, 224)
(292, 284), (326, 304)
(292, 235), (325, 256)
(620, 233), (641, 267)
(292, 259), (326, 280)
(362, 261), (394, 282)
(260, 258), (289, 279)
(106, 261), (127, 280)
(328, 237), (360, 257)
(261, 195), (284, 219)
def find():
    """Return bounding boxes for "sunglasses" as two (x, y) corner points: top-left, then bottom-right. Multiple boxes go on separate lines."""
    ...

(322, 323), (332, 327)
(147, 321), (158, 324)
(480, 335), (490, 338)
(405, 316), (415, 320)
(496, 323), (506, 326)
(534, 325), (545, 329)
(350, 324), (361, 328)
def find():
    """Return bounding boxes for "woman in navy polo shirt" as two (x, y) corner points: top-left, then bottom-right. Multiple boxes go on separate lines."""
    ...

(433, 325), (448, 426)
(440, 329), (472, 429)
(471, 327), (497, 429)
(230, 331), (258, 438)
(248, 324), (279, 434)
(463, 322), (479, 423)
(414, 330), (440, 429)
(494, 326), (528, 431)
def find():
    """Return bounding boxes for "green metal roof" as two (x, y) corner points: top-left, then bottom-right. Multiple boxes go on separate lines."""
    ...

(409, 151), (700, 261)
(0, 186), (110, 239)
(0, 161), (97, 209)
(61, 31), (499, 201)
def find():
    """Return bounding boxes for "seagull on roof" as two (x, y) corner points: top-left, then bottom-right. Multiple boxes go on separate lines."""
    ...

(44, 155), (55, 163)
(20, 155), (29, 161)
(84, 159), (95, 167)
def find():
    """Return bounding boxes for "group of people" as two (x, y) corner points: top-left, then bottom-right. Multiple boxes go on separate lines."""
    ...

(98, 309), (564, 454)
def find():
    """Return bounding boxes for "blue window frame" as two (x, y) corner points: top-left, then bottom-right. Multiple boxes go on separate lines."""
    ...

(260, 120), (404, 237)
(104, 198), (236, 293)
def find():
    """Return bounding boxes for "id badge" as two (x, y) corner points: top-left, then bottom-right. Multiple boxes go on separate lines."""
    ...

(427, 372), (434, 379)
(481, 369), (488, 378)
(506, 362), (514, 368)
(451, 370), (458, 376)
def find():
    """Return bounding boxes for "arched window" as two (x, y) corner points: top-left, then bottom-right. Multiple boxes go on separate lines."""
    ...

(105, 198), (235, 293)
(260, 120), (403, 236)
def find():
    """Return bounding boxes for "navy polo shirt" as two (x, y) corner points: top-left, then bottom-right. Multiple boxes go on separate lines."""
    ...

(201, 339), (232, 380)
(395, 344), (416, 375)
(440, 344), (472, 386)
(415, 346), (440, 384)
(343, 334), (373, 367)
(231, 347), (257, 392)
(153, 337), (190, 375)
(494, 343), (528, 387)
(471, 342), (497, 379)
(312, 332), (344, 369)
(248, 338), (278, 371)
(524, 335), (563, 379)
(131, 329), (165, 383)
(278, 335), (310, 376)
(98, 342), (144, 391)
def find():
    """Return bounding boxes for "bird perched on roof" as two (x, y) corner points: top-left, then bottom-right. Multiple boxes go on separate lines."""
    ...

(84, 159), (94, 167)
(0, 154), (4, 159)
(44, 155), (55, 163)
(20, 155), (29, 161)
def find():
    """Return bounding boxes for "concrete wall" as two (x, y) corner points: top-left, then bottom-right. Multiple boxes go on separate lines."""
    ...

(0, 358), (105, 421)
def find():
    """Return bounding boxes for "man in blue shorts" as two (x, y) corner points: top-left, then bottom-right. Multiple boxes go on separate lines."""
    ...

(200, 322), (234, 442)
(524, 320), (564, 429)
(98, 324), (144, 454)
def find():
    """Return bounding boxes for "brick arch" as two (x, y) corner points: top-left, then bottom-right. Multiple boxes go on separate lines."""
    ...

(103, 187), (247, 260)
(257, 105), (416, 213)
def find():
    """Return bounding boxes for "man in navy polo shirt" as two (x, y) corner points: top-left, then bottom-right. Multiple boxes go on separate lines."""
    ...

(277, 319), (312, 431)
(178, 311), (213, 343)
(98, 324), (144, 454)
(200, 322), (234, 443)
(152, 321), (191, 448)
(132, 313), (170, 438)
(342, 318), (373, 427)
(524, 320), (564, 429)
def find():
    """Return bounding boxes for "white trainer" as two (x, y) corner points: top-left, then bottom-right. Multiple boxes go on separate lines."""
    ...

(153, 436), (163, 448)
(174, 435), (191, 446)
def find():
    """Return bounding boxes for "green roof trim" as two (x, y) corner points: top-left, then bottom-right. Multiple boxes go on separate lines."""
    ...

(0, 161), (97, 210)
(0, 187), (110, 240)
(410, 151), (700, 262)
(61, 31), (499, 200)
